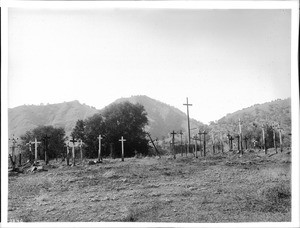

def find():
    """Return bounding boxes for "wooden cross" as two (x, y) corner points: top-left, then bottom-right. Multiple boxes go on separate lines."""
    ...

(43, 134), (50, 165)
(70, 136), (77, 166)
(170, 130), (177, 159)
(198, 130), (202, 157)
(261, 125), (267, 154)
(119, 136), (126, 162)
(31, 138), (41, 165)
(97, 135), (103, 162)
(183, 97), (192, 154)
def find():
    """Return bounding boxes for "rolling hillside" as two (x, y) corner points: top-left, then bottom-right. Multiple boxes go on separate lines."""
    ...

(7, 96), (291, 144)
(8, 101), (99, 137)
(107, 95), (203, 139)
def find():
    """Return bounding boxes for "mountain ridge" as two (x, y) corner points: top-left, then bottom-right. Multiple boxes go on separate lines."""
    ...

(8, 96), (291, 140)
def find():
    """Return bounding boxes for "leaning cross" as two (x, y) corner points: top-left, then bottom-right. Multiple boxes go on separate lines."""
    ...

(119, 136), (126, 162)
(97, 135), (103, 162)
(31, 138), (41, 165)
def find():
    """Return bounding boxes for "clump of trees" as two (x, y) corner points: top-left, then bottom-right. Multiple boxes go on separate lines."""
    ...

(20, 126), (66, 162)
(71, 101), (150, 158)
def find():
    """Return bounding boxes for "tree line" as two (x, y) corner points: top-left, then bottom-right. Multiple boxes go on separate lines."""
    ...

(19, 102), (150, 162)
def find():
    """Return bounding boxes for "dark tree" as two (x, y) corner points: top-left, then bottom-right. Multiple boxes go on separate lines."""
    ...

(20, 126), (66, 161)
(83, 114), (106, 158)
(71, 119), (86, 141)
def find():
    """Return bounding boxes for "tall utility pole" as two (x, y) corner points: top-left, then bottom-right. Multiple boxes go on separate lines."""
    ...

(171, 130), (177, 159)
(183, 97), (192, 154)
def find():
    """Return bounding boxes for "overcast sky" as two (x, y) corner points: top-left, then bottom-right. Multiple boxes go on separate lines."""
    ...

(8, 8), (291, 124)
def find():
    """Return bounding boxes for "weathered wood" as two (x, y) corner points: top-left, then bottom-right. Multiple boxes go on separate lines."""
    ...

(170, 130), (177, 159)
(119, 136), (126, 162)
(97, 135), (103, 162)
(70, 137), (77, 166)
(43, 135), (50, 165)
(32, 138), (41, 165)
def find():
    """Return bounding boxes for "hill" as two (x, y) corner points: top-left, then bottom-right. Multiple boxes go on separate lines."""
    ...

(105, 95), (204, 139)
(213, 98), (291, 147)
(8, 101), (99, 137)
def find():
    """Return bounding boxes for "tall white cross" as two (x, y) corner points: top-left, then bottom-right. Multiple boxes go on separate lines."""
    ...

(97, 135), (103, 162)
(70, 137), (77, 166)
(119, 136), (126, 162)
(32, 138), (41, 165)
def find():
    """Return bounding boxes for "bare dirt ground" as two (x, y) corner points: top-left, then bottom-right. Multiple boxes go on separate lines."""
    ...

(8, 148), (291, 223)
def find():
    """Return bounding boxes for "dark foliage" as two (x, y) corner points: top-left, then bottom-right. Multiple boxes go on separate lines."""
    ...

(20, 126), (66, 161)
(71, 102), (149, 158)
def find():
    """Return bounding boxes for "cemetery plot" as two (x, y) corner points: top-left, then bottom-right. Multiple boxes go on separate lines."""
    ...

(8, 148), (291, 223)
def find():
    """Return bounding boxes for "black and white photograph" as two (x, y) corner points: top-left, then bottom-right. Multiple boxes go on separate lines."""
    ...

(1, 0), (299, 227)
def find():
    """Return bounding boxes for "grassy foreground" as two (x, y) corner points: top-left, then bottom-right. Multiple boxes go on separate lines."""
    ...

(8, 149), (291, 223)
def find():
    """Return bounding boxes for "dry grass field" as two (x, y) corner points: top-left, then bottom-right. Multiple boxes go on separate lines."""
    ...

(8, 149), (291, 223)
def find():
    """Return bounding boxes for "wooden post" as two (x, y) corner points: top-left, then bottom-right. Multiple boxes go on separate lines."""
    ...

(193, 135), (198, 158)
(262, 127), (267, 154)
(70, 136), (77, 166)
(119, 136), (126, 162)
(146, 132), (160, 158)
(273, 128), (277, 153)
(235, 135), (240, 151)
(198, 130), (202, 157)
(79, 139), (83, 161)
(203, 131), (207, 157)
(43, 135), (50, 165)
(171, 130), (177, 159)
(244, 136), (248, 150)
(179, 130), (183, 156)
(9, 135), (18, 169)
(238, 119), (243, 154)
(26, 141), (32, 162)
(183, 98), (192, 154)
(97, 135), (103, 162)
(279, 129), (283, 152)
(65, 142), (70, 166)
